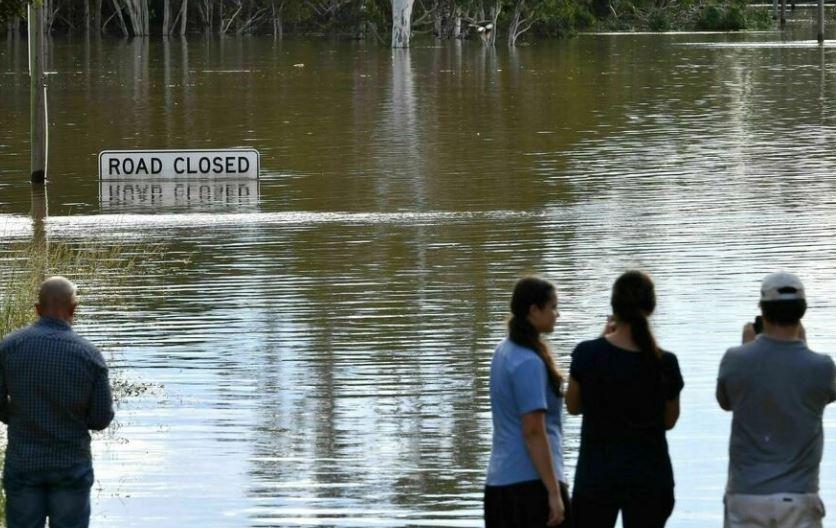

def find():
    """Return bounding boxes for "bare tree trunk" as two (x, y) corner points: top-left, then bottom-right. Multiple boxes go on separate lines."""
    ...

(44, 0), (52, 35)
(121, 0), (137, 35)
(507, 0), (529, 47)
(435, 0), (460, 39)
(218, 0), (223, 36)
(272, 2), (284, 39)
(111, 0), (130, 36)
(180, 0), (189, 36)
(391, 0), (414, 48)
(94, 0), (102, 34)
(84, 0), (90, 35)
(162, 0), (171, 35)
(196, 0), (211, 33)
(8, 18), (20, 38)
(485, 2), (500, 46)
(121, 0), (150, 36)
(220, 3), (243, 35)
(472, 1), (501, 46)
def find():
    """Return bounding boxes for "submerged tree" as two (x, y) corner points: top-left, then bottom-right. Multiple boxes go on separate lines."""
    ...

(391, 0), (413, 46)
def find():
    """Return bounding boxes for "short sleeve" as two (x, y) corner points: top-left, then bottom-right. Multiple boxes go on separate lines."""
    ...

(717, 350), (733, 382)
(569, 343), (586, 382)
(662, 352), (684, 401)
(716, 350), (735, 410)
(511, 357), (549, 416)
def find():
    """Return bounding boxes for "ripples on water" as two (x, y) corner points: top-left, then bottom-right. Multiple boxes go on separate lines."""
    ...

(1, 18), (836, 527)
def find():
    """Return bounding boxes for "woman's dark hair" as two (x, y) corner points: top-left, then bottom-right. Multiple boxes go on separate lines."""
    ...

(760, 299), (807, 325)
(611, 270), (661, 361)
(508, 277), (564, 394)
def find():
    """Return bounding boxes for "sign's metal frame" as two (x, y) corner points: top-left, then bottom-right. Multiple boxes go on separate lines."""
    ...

(98, 148), (261, 181)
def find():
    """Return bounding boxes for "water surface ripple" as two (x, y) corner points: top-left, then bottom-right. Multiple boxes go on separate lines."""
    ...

(1, 20), (836, 527)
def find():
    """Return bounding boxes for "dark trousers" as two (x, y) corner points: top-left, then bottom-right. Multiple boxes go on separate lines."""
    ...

(3, 462), (94, 528)
(485, 479), (573, 528)
(572, 487), (674, 528)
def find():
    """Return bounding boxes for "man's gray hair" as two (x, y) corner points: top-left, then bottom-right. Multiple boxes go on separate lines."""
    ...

(38, 276), (78, 308)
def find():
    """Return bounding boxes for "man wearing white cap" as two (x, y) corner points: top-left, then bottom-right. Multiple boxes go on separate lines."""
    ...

(716, 272), (836, 528)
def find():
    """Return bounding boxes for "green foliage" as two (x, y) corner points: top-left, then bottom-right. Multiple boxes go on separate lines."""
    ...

(746, 6), (775, 30)
(694, 0), (770, 30)
(0, 0), (28, 25)
(503, 0), (593, 42)
(597, 0), (775, 32)
(536, 0), (596, 36)
(648, 8), (671, 31)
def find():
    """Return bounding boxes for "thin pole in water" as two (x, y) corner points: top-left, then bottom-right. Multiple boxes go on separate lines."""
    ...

(30, 185), (48, 268)
(817, 0), (825, 44)
(780, 0), (786, 27)
(28, 3), (47, 184)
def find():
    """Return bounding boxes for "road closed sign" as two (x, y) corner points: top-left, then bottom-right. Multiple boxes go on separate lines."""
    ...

(99, 149), (260, 180)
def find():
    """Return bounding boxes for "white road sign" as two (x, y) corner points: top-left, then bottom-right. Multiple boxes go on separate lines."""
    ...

(99, 149), (259, 180)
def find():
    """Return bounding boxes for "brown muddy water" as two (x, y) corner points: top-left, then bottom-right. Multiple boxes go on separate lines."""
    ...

(1, 15), (836, 527)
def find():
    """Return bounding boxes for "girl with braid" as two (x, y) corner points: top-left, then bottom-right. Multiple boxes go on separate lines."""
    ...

(565, 270), (683, 528)
(485, 277), (571, 527)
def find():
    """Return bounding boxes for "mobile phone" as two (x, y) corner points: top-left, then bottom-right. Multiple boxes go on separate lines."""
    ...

(753, 315), (763, 334)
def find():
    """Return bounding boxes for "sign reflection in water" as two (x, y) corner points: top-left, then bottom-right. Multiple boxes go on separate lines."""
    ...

(99, 181), (260, 209)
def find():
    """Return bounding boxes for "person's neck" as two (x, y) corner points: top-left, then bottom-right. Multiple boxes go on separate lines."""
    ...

(605, 324), (640, 352)
(40, 313), (72, 325)
(762, 322), (801, 341)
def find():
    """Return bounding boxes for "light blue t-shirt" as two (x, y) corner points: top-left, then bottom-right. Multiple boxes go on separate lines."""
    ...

(486, 338), (566, 486)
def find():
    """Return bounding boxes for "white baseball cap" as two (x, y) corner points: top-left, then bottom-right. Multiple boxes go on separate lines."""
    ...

(760, 272), (805, 302)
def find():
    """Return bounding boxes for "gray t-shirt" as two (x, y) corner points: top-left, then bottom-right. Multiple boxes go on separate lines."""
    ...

(717, 335), (836, 494)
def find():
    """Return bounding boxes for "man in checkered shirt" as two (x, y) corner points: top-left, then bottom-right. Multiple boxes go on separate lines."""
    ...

(0, 276), (114, 528)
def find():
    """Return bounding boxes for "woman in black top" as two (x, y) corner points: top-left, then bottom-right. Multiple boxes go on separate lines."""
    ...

(565, 270), (683, 528)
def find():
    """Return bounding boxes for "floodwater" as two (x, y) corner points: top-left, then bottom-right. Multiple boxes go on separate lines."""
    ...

(2, 13), (836, 527)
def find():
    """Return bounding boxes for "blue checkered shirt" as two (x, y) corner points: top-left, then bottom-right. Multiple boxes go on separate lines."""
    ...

(0, 316), (114, 471)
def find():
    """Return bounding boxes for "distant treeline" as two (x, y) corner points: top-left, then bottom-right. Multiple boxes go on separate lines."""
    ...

(1, 0), (773, 46)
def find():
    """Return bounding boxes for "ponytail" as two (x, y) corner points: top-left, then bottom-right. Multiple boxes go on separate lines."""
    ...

(509, 277), (564, 394)
(611, 270), (661, 361)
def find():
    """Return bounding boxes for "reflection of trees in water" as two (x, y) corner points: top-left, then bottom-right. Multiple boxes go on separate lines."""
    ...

(229, 210), (571, 520)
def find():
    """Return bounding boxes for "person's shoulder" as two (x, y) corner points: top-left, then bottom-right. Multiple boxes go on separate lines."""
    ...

(717, 341), (755, 378)
(501, 340), (543, 371)
(0, 323), (40, 350)
(660, 349), (680, 366)
(573, 337), (607, 355)
(803, 347), (835, 369)
(723, 339), (758, 361)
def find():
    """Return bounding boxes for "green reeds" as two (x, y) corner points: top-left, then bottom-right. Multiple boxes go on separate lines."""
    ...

(1, 241), (139, 336)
